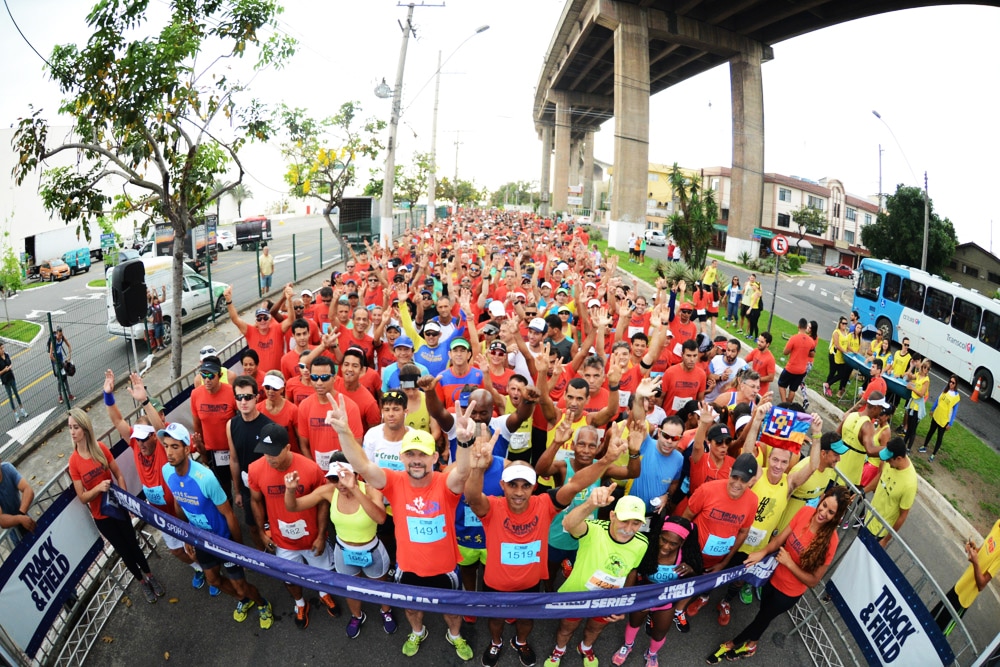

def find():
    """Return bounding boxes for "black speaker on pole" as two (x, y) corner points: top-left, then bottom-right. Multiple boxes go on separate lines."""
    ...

(112, 259), (148, 327)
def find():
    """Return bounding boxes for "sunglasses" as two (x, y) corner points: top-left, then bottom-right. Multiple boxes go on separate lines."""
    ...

(524, 311), (537, 317)
(200, 372), (216, 379)
(424, 331), (440, 337)
(658, 432), (683, 442)
(298, 363), (308, 370)
(256, 315), (270, 322)
(293, 305), (305, 310)
(235, 393), (256, 402)
(489, 349), (506, 357)
(310, 374), (333, 382)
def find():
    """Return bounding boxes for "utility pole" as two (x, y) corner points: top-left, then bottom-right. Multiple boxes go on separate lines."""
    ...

(922, 171), (929, 272)
(453, 131), (462, 211)
(877, 144), (884, 211)
(427, 49), (441, 226)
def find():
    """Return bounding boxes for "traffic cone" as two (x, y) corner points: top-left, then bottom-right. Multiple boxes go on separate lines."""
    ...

(971, 378), (981, 403)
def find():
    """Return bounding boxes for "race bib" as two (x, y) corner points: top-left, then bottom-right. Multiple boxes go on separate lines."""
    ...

(278, 519), (309, 540)
(463, 505), (482, 528)
(241, 471), (249, 488)
(744, 526), (768, 548)
(342, 546), (373, 568)
(187, 511), (211, 531)
(508, 431), (531, 454)
(376, 455), (404, 471)
(618, 391), (631, 408)
(627, 326), (644, 338)
(584, 569), (625, 591)
(671, 396), (689, 412)
(672, 342), (683, 358)
(143, 485), (166, 507)
(703, 533), (736, 557)
(501, 540), (541, 566)
(556, 448), (573, 464)
(407, 515), (446, 543)
(649, 564), (677, 584)
(315, 450), (332, 472)
(213, 450), (230, 466)
(696, 309), (706, 316)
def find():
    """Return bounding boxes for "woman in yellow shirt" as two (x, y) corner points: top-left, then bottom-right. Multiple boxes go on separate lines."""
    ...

(902, 359), (931, 452)
(823, 318), (849, 399)
(920, 375), (960, 461)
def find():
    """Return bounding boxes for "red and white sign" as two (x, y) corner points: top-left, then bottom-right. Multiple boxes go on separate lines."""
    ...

(770, 235), (789, 256)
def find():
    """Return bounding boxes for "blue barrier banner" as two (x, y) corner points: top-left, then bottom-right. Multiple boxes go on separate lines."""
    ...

(109, 485), (778, 618)
(826, 529), (955, 666)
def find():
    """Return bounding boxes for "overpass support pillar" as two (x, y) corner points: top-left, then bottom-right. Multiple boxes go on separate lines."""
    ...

(583, 130), (595, 215)
(726, 42), (766, 261)
(552, 96), (571, 214)
(539, 122), (552, 216)
(608, 4), (649, 251)
(569, 138), (580, 190)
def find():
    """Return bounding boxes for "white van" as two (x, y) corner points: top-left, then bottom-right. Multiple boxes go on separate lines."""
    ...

(106, 256), (229, 342)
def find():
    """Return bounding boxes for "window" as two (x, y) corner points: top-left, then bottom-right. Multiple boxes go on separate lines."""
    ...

(846, 207), (857, 222)
(844, 230), (855, 244)
(963, 264), (980, 279)
(831, 227), (838, 241)
(856, 270), (882, 301)
(883, 273), (901, 303)
(923, 287), (953, 324)
(721, 208), (729, 220)
(779, 188), (792, 202)
(951, 298), (982, 337)
(900, 279), (925, 310)
(712, 178), (720, 191)
(949, 260), (958, 270)
(187, 275), (209, 291)
(648, 174), (659, 181)
(980, 310), (1000, 350)
(807, 196), (824, 210)
(989, 272), (1000, 285)
(865, 213), (872, 224)
(833, 203), (841, 218)
(777, 213), (790, 228)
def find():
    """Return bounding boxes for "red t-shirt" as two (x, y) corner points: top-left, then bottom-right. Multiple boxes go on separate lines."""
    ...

(191, 383), (237, 451)
(666, 319), (698, 364)
(490, 368), (516, 399)
(333, 376), (381, 433)
(661, 365), (706, 415)
(297, 392), (363, 470)
(247, 453), (327, 550)
(381, 470), (461, 577)
(282, 319), (322, 352)
(687, 478), (758, 567)
(861, 376), (888, 403)
(482, 492), (560, 590)
(258, 399), (300, 454)
(281, 348), (310, 386)
(343, 331), (376, 367)
(783, 333), (816, 375)
(769, 506), (838, 597)
(285, 376), (314, 405)
(131, 437), (175, 514)
(245, 320), (285, 373)
(69, 442), (115, 519)
(745, 348), (776, 396)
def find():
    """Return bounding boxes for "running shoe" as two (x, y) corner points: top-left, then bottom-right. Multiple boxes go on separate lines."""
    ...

(447, 632), (474, 661)
(717, 601), (731, 626)
(739, 584), (753, 605)
(138, 580), (157, 604)
(706, 644), (731, 665)
(483, 641), (503, 667)
(346, 612), (366, 639)
(822, 382), (831, 397)
(209, 585), (221, 597)
(14, 413), (19, 424)
(145, 574), (165, 597)
(929, 455), (935, 462)
(726, 643), (756, 661)
(319, 593), (342, 618)
(381, 607), (398, 634)
(577, 643), (599, 666)
(510, 638), (537, 667)
(543, 648), (565, 667)
(644, 650), (659, 667)
(294, 602), (310, 630)
(686, 595), (710, 617)
(918, 446), (927, 453)
(612, 644), (633, 666)
(191, 570), (206, 590)
(233, 598), (256, 622)
(19, 407), (27, 417)
(402, 628), (428, 657)
(673, 609), (690, 633)
(258, 600), (273, 630)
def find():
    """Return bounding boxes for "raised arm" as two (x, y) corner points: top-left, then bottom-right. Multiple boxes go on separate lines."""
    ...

(417, 374), (454, 432)
(325, 393), (386, 489)
(563, 483), (617, 538)
(223, 286), (248, 335)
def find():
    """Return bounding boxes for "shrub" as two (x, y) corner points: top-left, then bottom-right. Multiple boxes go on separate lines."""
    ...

(785, 254), (804, 272)
(738, 250), (752, 266)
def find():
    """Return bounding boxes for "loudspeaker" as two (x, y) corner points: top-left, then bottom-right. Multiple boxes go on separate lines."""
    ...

(112, 259), (148, 327)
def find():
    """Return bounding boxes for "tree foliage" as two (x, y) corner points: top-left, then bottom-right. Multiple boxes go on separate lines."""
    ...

(665, 164), (718, 270)
(0, 230), (25, 324)
(279, 102), (386, 245)
(860, 184), (958, 275)
(437, 177), (481, 207)
(11, 0), (295, 379)
(396, 152), (432, 211)
(489, 181), (536, 208)
(789, 204), (828, 251)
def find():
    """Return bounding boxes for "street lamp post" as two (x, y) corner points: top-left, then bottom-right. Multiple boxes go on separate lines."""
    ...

(872, 110), (930, 271)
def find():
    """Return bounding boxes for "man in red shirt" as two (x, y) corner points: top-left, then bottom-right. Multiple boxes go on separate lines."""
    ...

(223, 286), (284, 373)
(296, 355), (363, 471)
(676, 405), (735, 516)
(745, 332), (776, 397)
(666, 299), (699, 364)
(860, 357), (888, 403)
(661, 340), (707, 415)
(190, 356), (237, 497)
(778, 318), (816, 404)
(334, 347), (381, 432)
(334, 307), (376, 366)
(281, 319), (314, 383)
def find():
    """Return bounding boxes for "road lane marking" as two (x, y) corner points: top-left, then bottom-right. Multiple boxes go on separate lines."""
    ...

(808, 284), (815, 292)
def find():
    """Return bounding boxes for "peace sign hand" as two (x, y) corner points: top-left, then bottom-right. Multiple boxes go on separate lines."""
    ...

(324, 393), (350, 432)
(454, 398), (480, 443)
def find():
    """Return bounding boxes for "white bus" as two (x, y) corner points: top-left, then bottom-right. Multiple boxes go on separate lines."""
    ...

(852, 257), (1000, 400)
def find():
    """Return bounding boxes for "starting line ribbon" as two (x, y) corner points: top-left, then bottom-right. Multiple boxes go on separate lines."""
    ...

(108, 485), (778, 618)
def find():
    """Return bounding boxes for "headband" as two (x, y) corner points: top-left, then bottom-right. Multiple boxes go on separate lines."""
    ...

(661, 520), (690, 541)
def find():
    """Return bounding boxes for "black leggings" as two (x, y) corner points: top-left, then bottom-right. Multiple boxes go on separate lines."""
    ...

(903, 409), (920, 450)
(924, 419), (948, 455)
(95, 516), (150, 580)
(746, 308), (761, 340)
(731, 582), (801, 645)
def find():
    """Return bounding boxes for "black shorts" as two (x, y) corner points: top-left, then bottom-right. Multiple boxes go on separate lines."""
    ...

(740, 304), (749, 317)
(395, 567), (462, 590)
(696, 313), (708, 323)
(777, 369), (806, 392)
(195, 547), (246, 580)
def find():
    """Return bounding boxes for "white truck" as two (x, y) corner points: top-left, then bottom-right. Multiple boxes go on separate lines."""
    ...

(24, 225), (104, 274)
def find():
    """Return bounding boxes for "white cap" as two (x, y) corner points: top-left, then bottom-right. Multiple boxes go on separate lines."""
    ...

(541, 281), (552, 288)
(555, 262), (569, 273)
(528, 318), (548, 333)
(131, 424), (156, 440)
(325, 461), (355, 478)
(734, 414), (753, 432)
(262, 374), (285, 390)
(585, 282), (597, 289)
(488, 301), (506, 318)
(199, 345), (218, 360)
(587, 298), (602, 309)
(501, 464), (537, 486)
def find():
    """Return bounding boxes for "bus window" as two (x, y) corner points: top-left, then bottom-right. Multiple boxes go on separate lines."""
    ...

(856, 270), (881, 301)
(951, 298), (982, 338)
(980, 310), (1000, 350)
(923, 287), (953, 324)
(883, 273), (901, 303)
(900, 279), (925, 310)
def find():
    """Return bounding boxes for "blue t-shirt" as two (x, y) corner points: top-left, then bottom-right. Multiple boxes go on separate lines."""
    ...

(627, 434), (683, 508)
(163, 460), (230, 539)
(455, 455), (504, 548)
(381, 361), (430, 392)
(415, 342), (450, 376)
(0, 462), (24, 517)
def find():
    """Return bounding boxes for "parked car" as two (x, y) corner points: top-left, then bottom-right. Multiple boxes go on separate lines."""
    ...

(61, 248), (92, 274)
(644, 229), (667, 246)
(825, 263), (854, 278)
(40, 259), (71, 282)
(118, 249), (141, 263)
(215, 229), (236, 251)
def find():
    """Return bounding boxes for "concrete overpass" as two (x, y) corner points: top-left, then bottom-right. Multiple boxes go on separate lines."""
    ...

(534, 0), (1000, 256)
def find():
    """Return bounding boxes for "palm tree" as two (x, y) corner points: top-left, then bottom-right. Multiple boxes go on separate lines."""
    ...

(210, 179), (229, 220)
(229, 184), (253, 218)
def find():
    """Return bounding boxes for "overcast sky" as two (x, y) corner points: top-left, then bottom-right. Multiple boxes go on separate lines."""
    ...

(2, 1), (997, 243)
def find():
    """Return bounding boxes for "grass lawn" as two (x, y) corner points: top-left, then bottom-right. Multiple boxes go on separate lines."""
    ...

(21, 282), (48, 290)
(0, 320), (42, 343)
(88, 279), (107, 288)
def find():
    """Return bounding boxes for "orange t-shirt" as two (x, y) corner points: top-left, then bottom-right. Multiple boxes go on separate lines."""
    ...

(482, 492), (560, 591)
(769, 506), (838, 597)
(258, 399), (299, 454)
(297, 392), (363, 470)
(783, 333), (816, 375)
(281, 348), (310, 386)
(333, 377), (381, 433)
(247, 453), (327, 550)
(130, 436), (175, 514)
(745, 348), (776, 396)
(381, 470), (461, 577)
(191, 383), (236, 451)
(245, 320), (285, 374)
(687, 479), (758, 567)
(661, 365), (706, 415)
(69, 442), (114, 519)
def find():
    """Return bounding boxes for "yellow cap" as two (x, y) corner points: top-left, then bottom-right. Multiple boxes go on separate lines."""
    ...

(401, 429), (436, 456)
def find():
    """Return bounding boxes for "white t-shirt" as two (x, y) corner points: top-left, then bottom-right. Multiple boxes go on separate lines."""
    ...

(362, 424), (411, 473)
(705, 357), (747, 401)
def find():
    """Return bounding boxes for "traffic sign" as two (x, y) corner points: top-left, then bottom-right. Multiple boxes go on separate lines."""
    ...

(753, 227), (774, 240)
(770, 235), (789, 256)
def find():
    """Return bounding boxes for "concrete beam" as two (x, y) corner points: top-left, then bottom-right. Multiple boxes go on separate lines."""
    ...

(552, 95), (571, 213)
(647, 10), (774, 60)
(545, 90), (614, 110)
(583, 130), (595, 214)
(539, 123), (553, 216)
(725, 42), (766, 262)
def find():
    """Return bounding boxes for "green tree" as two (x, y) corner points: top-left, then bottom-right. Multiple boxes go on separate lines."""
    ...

(666, 163), (717, 269)
(0, 231), (25, 324)
(860, 184), (958, 275)
(789, 204), (828, 254)
(229, 184), (253, 218)
(11, 0), (295, 379)
(279, 102), (386, 245)
(489, 181), (533, 208)
(210, 178), (230, 222)
(396, 152), (432, 212)
(363, 165), (402, 201)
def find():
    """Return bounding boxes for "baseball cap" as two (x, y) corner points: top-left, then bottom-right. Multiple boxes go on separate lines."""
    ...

(450, 338), (472, 351)
(821, 432), (850, 455)
(867, 392), (891, 409)
(528, 317), (548, 333)
(489, 340), (508, 354)
(131, 424), (156, 441)
(488, 301), (506, 318)
(386, 323), (402, 332)
(555, 262), (569, 273)
(587, 298), (602, 309)
(541, 281), (552, 289)
(262, 374), (285, 390)
(325, 461), (355, 479)
(199, 360), (222, 375)
(879, 437), (908, 461)
(584, 282), (597, 290)
(157, 422), (190, 446)
(149, 397), (164, 413)
(731, 453), (758, 482)
(254, 423), (289, 456)
(734, 414), (753, 433)
(482, 323), (500, 336)
(423, 321), (442, 333)
(300, 289), (313, 297)
(393, 336), (414, 349)
(678, 301), (695, 311)
(707, 423), (731, 442)
(501, 464), (537, 486)
(613, 495), (646, 522)
(199, 345), (218, 360)
(400, 429), (436, 456)
(254, 307), (270, 317)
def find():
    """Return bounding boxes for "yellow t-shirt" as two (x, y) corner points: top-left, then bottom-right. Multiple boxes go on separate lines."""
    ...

(891, 351), (911, 377)
(864, 463), (917, 538)
(702, 266), (718, 287)
(780, 460), (839, 531)
(505, 395), (533, 454)
(931, 390), (960, 427)
(405, 392), (432, 434)
(846, 334), (861, 355)
(955, 519), (1000, 608)
(838, 412), (871, 486)
(741, 471), (788, 554)
(907, 374), (930, 410)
